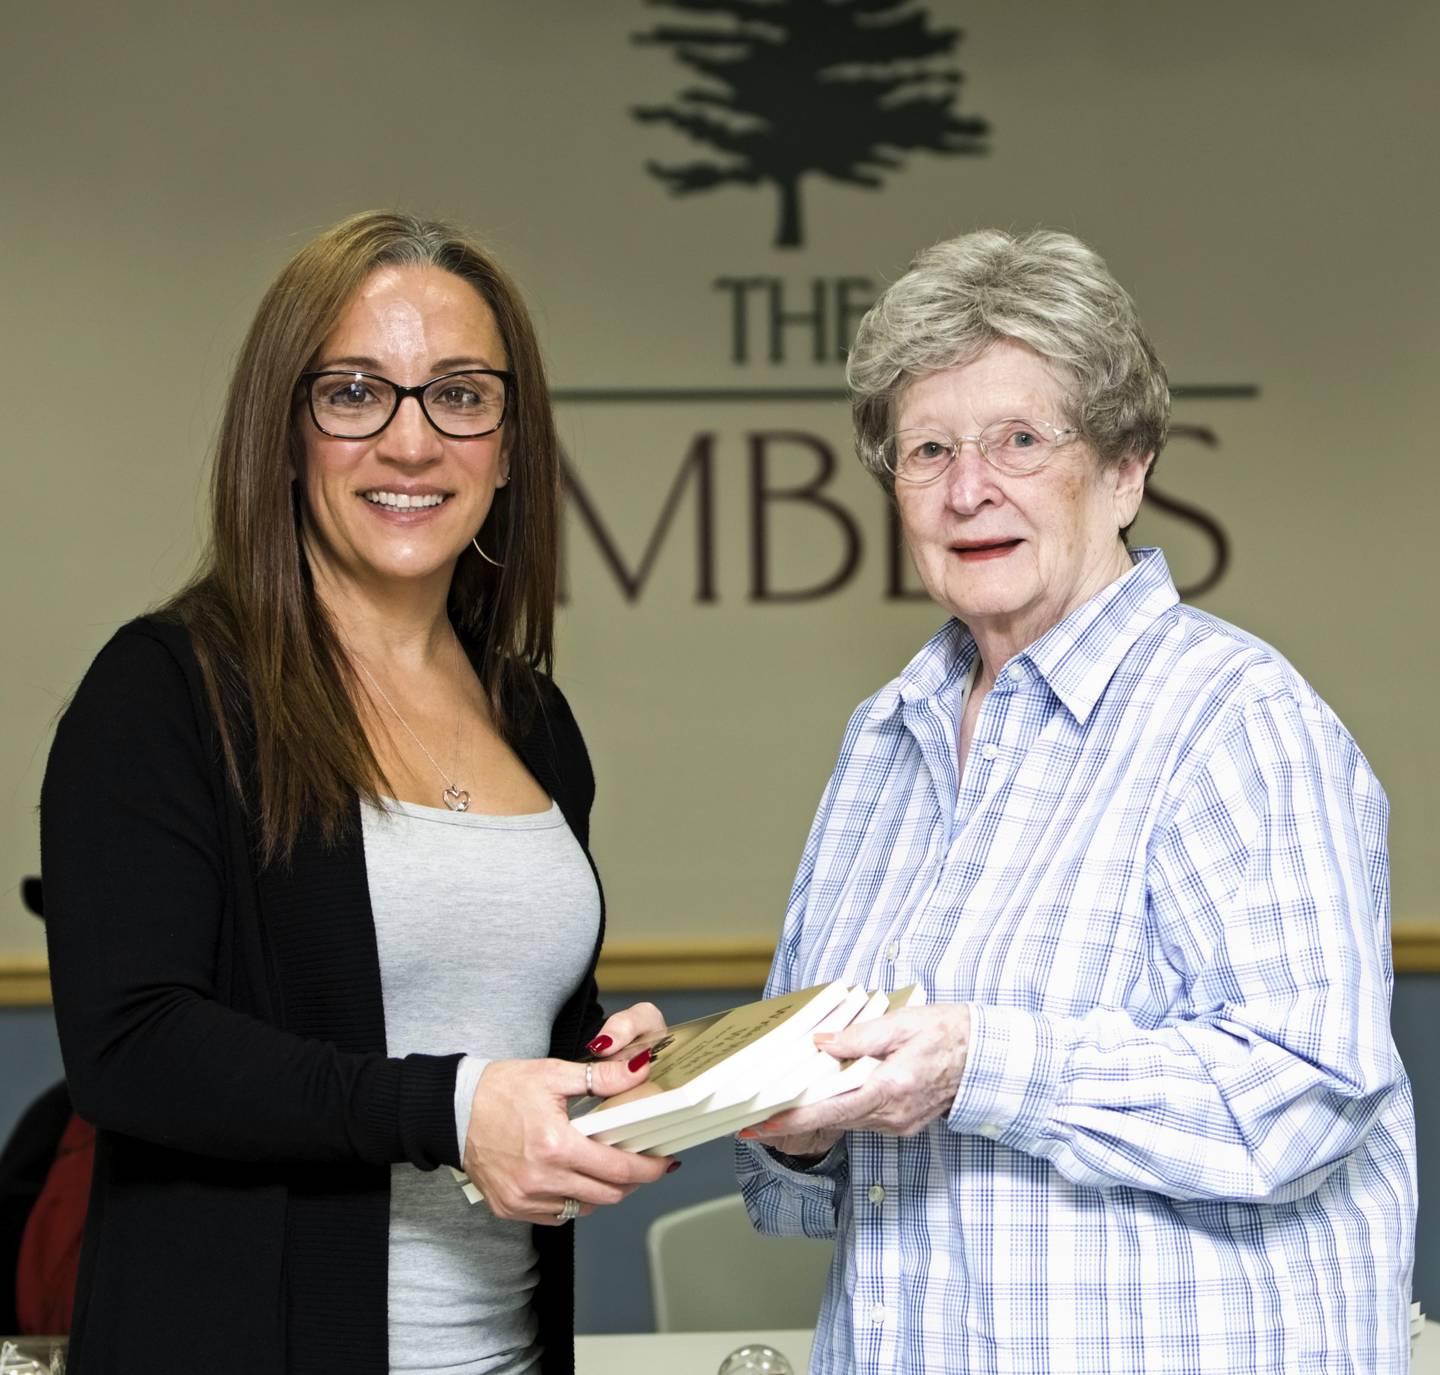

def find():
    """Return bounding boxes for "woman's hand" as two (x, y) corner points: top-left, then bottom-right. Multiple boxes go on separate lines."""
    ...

(462, 1052), (672, 1225)
(582, 1001), (666, 1060)
(741, 1004), (972, 1148)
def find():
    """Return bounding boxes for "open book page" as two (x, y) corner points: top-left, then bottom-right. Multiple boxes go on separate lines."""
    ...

(567, 981), (852, 1138)
(636, 984), (925, 1156)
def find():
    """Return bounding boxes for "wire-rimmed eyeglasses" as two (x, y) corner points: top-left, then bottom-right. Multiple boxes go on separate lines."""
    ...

(879, 418), (1080, 484)
(299, 368), (513, 440)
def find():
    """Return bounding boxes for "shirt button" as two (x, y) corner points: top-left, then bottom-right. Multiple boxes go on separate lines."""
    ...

(869, 1304), (888, 1325)
(868, 1183), (886, 1205)
(978, 1122), (1000, 1138)
(981, 743), (999, 761)
(886, 943), (900, 961)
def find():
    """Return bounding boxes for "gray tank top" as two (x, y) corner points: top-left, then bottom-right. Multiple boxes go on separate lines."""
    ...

(361, 796), (600, 1375)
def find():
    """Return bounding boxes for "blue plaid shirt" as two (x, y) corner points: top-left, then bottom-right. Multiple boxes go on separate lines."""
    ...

(739, 548), (1415, 1374)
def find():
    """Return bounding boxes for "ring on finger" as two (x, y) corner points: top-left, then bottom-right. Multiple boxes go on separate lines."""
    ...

(556, 1197), (581, 1222)
(585, 1061), (593, 1096)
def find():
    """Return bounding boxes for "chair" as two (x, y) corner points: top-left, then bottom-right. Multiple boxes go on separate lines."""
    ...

(1414, 1316), (1440, 1374)
(646, 1192), (832, 1332)
(0, 1082), (73, 1333)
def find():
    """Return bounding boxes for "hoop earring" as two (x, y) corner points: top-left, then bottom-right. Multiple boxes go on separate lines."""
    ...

(471, 534), (504, 569)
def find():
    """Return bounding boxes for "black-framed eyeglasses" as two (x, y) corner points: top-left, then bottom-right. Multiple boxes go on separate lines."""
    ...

(299, 368), (513, 440)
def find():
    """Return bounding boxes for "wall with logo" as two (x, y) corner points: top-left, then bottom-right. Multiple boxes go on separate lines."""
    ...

(2, 0), (1438, 1334)
(2, 2), (1436, 955)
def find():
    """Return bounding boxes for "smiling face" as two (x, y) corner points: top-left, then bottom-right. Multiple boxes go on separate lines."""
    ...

(297, 263), (510, 603)
(894, 338), (1150, 659)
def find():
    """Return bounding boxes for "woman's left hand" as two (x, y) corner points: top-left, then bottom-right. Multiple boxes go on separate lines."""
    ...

(583, 1001), (666, 1061)
(741, 1003), (973, 1144)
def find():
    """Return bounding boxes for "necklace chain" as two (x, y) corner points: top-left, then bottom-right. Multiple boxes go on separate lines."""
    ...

(353, 634), (470, 812)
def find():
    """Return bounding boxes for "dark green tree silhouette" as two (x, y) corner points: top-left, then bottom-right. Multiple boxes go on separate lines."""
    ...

(632, 0), (990, 248)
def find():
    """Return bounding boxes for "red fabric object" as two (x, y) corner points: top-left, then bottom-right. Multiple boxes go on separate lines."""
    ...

(15, 1112), (93, 1333)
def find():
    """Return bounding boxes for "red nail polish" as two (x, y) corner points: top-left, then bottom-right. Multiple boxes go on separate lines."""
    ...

(627, 1048), (652, 1073)
(737, 1128), (758, 1140)
(586, 1035), (613, 1054)
(666, 1159), (682, 1174)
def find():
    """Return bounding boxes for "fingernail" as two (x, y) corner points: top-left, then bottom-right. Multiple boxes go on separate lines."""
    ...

(760, 1120), (780, 1131)
(665, 1159), (682, 1174)
(813, 1032), (835, 1045)
(627, 1048), (652, 1073)
(737, 1128), (758, 1140)
(586, 1035), (613, 1054)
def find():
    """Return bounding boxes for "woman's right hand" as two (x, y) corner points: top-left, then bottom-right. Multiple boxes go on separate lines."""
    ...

(582, 1000), (666, 1060)
(462, 1055), (672, 1225)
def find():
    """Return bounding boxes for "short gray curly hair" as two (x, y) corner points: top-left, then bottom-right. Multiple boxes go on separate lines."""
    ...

(847, 229), (1170, 493)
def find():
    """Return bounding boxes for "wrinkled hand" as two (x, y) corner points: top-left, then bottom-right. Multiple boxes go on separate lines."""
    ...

(583, 1001), (666, 1060)
(742, 1004), (972, 1148)
(463, 1049), (672, 1225)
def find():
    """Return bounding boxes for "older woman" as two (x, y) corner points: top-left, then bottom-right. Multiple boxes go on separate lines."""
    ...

(738, 230), (1415, 1373)
(41, 211), (671, 1375)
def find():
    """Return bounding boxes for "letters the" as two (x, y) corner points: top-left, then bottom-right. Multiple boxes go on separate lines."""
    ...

(712, 277), (877, 364)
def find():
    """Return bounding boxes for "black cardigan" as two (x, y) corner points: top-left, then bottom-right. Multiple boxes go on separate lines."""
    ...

(40, 616), (606, 1374)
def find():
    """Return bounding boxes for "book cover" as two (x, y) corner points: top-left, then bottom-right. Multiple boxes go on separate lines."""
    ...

(606, 985), (872, 1153)
(633, 983), (925, 1156)
(566, 980), (852, 1140)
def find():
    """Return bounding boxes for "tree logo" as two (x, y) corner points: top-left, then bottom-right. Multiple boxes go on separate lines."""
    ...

(631, 0), (990, 249)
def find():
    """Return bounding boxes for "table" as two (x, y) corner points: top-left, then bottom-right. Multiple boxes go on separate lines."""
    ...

(576, 1328), (813, 1374)
(580, 1321), (1440, 1373)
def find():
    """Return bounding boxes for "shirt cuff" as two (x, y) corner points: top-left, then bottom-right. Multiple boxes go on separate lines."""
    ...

(947, 1003), (1071, 1149)
(736, 1136), (848, 1241)
(453, 1054), (493, 1163)
(743, 1135), (849, 1206)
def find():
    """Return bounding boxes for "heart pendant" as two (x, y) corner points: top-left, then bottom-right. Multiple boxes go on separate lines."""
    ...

(442, 786), (470, 813)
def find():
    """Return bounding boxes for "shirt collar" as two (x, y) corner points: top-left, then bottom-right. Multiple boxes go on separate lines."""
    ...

(868, 621), (978, 722)
(1018, 547), (1179, 723)
(867, 548), (1179, 726)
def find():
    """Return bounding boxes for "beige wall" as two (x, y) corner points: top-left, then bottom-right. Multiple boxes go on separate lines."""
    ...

(3, 0), (1436, 954)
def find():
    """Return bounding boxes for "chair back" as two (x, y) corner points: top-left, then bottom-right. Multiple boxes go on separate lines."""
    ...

(646, 1192), (832, 1332)
(1413, 1316), (1440, 1373)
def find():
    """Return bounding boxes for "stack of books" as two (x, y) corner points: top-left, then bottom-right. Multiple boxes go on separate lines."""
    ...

(567, 980), (924, 1156)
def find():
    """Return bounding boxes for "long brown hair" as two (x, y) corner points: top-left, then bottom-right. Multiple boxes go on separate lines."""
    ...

(166, 211), (560, 863)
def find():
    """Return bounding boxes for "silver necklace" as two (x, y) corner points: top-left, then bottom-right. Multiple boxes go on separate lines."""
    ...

(353, 635), (470, 812)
